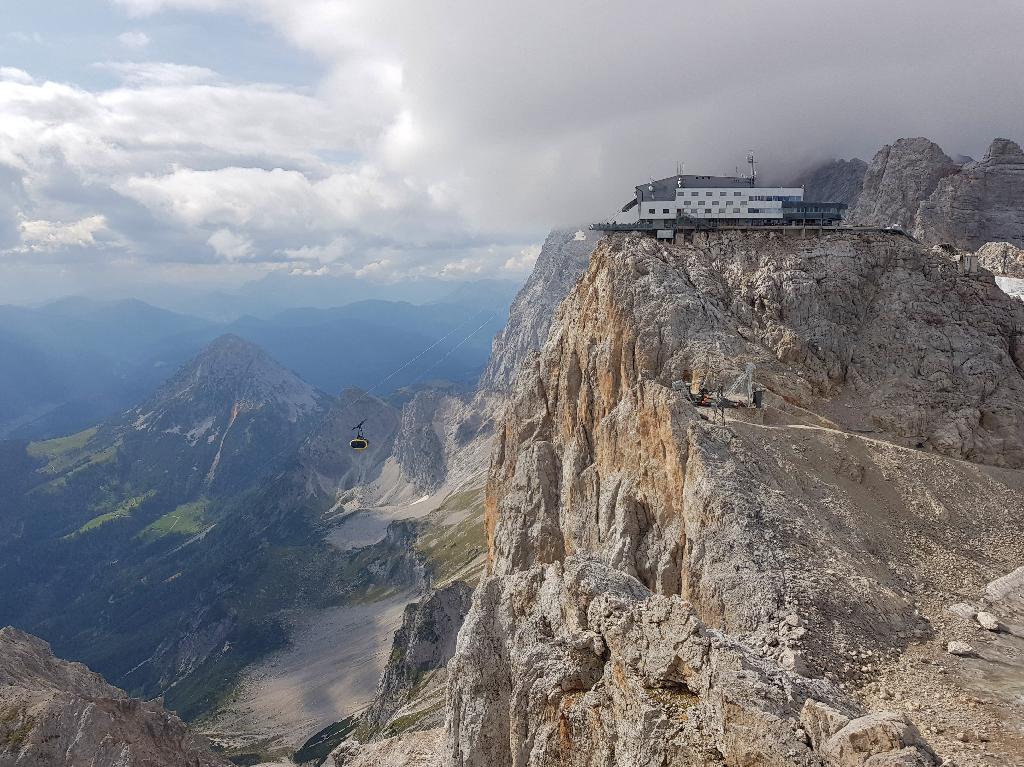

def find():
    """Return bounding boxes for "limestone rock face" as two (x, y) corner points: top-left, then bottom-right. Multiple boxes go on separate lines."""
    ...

(333, 729), (443, 767)
(0, 627), (228, 767)
(479, 228), (600, 393)
(848, 138), (959, 229)
(915, 139), (1024, 249)
(790, 158), (868, 207)
(438, 231), (1024, 767)
(361, 582), (473, 736)
(975, 241), (1024, 277)
(393, 391), (451, 492)
(392, 389), (502, 493)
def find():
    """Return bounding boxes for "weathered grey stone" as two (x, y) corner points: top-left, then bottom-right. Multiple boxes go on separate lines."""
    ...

(915, 139), (1024, 249)
(790, 158), (868, 207)
(975, 611), (1000, 631)
(946, 641), (974, 657)
(944, 603), (977, 621)
(360, 582), (473, 737)
(975, 241), (1024, 277)
(478, 227), (599, 393)
(0, 627), (228, 767)
(822, 713), (934, 767)
(436, 231), (998, 767)
(848, 138), (959, 229)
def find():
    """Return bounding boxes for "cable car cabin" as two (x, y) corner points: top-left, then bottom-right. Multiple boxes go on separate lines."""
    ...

(350, 437), (368, 451)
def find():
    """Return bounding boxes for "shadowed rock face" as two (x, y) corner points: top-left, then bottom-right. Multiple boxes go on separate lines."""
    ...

(437, 231), (1024, 767)
(848, 138), (960, 229)
(790, 158), (868, 207)
(915, 139), (1024, 249)
(359, 582), (474, 737)
(0, 627), (228, 767)
(479, 227), (600, 394)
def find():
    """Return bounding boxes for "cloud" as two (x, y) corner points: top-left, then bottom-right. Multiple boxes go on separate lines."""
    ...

(3, 0), (1024, 302)
(0, 68), (35, 85)
(19, 215), (110, 250)
(207, 227), (253, 260)
(118, 31), (151, 49)
(99, 61), (217, 86)
(503, 244), (541, 273)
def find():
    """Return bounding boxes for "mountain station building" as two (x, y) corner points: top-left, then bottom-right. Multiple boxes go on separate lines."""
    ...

(595, 168), (847, 238)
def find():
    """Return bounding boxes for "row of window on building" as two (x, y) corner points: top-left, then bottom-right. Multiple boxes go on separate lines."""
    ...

(648, 207), (768, 215)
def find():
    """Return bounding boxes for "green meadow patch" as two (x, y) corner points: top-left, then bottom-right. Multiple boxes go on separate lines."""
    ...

(73, 490), (156, 536)
(137, 500), (209, 543)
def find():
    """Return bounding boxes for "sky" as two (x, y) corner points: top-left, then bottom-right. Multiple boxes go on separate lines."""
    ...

(1, 0), (1023, 305)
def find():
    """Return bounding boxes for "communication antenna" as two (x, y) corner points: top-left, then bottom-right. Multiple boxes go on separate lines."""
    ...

(746, 151), (758, 187)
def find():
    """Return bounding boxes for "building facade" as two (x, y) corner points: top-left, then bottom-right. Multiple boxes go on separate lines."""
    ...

(614, 172), (846, 231)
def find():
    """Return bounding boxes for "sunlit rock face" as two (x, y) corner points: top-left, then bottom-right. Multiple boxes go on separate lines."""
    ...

(440, 230), (1024, 767)
(0, 627), (228, 767)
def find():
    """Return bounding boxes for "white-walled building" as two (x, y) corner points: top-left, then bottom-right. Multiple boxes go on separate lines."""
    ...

(611, 172), (846, 231)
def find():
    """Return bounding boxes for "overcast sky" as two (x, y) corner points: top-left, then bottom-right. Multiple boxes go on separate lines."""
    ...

(1, 1), (1022, 304)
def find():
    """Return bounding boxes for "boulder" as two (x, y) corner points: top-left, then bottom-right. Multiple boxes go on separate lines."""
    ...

(946, 641), (974, 657)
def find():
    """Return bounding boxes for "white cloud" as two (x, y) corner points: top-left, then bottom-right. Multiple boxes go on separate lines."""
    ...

(19, 215), (109, 250)
(2, 0), (1024, 300)
(118, 31), (151, 49)
(0, 68), (34, 85)
(503, 243), (541, 273)
(99, 61), (217, 86)
(207, 227), (253, 260)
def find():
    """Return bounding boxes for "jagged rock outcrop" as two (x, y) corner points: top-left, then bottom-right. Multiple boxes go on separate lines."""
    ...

(437, 231), (1024, 767)
(975, 241), (1024, 277)
(915, 139), (1024, 249)
(789, 158), (868, 207)
(333, 730), (443, 767)
(392, 390), (498, 494)
(0, 627), (228, 767)
(359, 582), (473, 737)
(848, 138), (959, 229)
(478, 228), (600, 393)
(391, 228), (600, 495)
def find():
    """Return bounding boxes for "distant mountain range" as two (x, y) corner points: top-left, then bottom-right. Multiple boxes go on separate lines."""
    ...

(0, 286), (516, 439)
(0, 334), (418, 719)
(139, 274), (522, 322)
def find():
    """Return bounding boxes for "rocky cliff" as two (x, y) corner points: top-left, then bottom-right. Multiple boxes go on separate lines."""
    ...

(847, 138), (960, 229)
(976, 241), (1024, 278)
(0, 627), (228, 767)
(789, 158), (868, 207)
(915, 139), (1024, 249)
(479, 228), (601, 394)
(355, 582), (474, 740)
(392, 390), (499, 494)
(392, 227), (600, 495)
(437, 231), (1024, 767)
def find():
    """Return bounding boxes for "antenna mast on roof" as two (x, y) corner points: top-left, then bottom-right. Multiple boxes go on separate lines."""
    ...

(747, 151), (758, 187)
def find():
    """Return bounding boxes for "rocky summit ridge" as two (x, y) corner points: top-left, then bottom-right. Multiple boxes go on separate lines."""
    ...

(335, 229), (1024, 767)
(0, 627), (228, 767)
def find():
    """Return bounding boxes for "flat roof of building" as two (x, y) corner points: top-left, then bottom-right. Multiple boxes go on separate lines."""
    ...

(635, 174), (753, 202)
